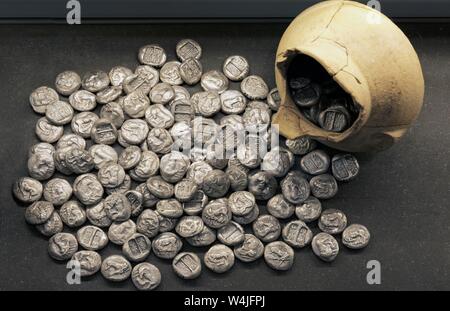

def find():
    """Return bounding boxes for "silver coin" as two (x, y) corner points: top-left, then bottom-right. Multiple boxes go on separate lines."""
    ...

(132, 262), (161, 291)
(90, 118), (118, 145)
(233, 234), (264, 263)
(318, 105), (350, 132)
(138, 44), (167, 67)
(228, 191), (256, 217)
(36, 211), (63, 237)
(120, 119), (149, 145)
(56, 134), (86, 151)
(247, 170), (278, 200)
(99, 102), (125, 129)
(172, 85), (191, 102)
(174, 179), (198, 202)
(285, 136), (316, 155)
(28, 142), (55, 158)
(13, 177), (43, 203)
(97, 162), (125, 188)
(122, 233), (152, 262)
(131, 150), (160, 181)
(295, 196), (322, 223)
(146, 176), (173, 199)
(135, 183), (159, 208)
(48, 232), (78, 261)
(104, 193), (132, 222)
(109, 66), (133, 86)
(45, 100), (74, 125)
(176, 39), (202, 61)
(204, 244), (235, 273)
(55, 71), (81, 96)
(202, 198), (231, 229)
(101, 255), (132, 282)
(264, 241), (295, 271)
(318, 208), (347, 234)
(160, 61), (183, 85)
(226, 165), (248, 192)
(118, 146), (142, 170)
(145, 104), (174, 129)
(71, 250), (102, 277)
(53, 149), (72, 175)
(191, 91), (221, 117)
(183, 190), (208, 216)
(89, 144), (118, 169)
(124, 190), (143, 217)
(191, 117), (218, 146)
(117, 130), (131, 148)
(65, 148), (95, 174)
(96, 86), (122, 104)
(261, 147), (293, 178)
(185, 225), (216, 247)
(220, 90), (247, 114)
(189, 147), (208, 162)
(252, 215), (281, 243)
(282, 220), (313, 248)
(71, 112), (99, 138)
(150, 83), (175, 105)
(152, 232), (183, 259)
(175, 216), (204, 238)
(202, 170), (230, 199)
(86, 200), (112, 228)
(267, 88), (281, 111)
(312, 232), (339, 262)
(232, 204), (259, 225)
(300, 150), (330, 175)
(156, 199), (183, 218)
(217, 221), (245, 246)
(179, 58), (203, 85)
(342, 224), (370, 249)
(60, 200), (87, 228)
(136, 209), (160, 238)
(242, 105), (271, 132)
(69, 90), (97, 111)
(172, 252), (202, 280)
(43, 178), (72, 205)
(123, 65), (159, 95)
(29, 86), (59, 114)
(160, 151), (190, 183)
(156, 211), (178, 233)
(267, 194), (295, 219)
(170, 99), (194, 123)
(281, 171), (310, 204)
(186, 161), (213, 187)
(310, 174), (338, 200)
(82, 70), (110, 93)
(76, 225), (109, 251)
(331, 154), (360, 182)
(147, 128), (174, 155)
(105, 174), (131, 195)
(201, 70), (229, 94)
(28, 152), (55, 181)
(123, 91), (150, 118)
(222, 55), (249, 81)
(241, 75), (268, 100)
(35, 117), (64, 143)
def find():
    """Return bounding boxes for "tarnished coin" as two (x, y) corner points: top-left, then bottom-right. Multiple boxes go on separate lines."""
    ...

(202, 170), (230, 199)
(89, 144), (118, 169)
(76, 225), (108, 251)
(124, 190), (143, 217)
(261, 147), (293, 178)
(147, 128), (174, 155)
(96, 86), (122, 104)
(191, 91), (221, 117)
(174, 179), (198, 202)
(292, 83), (322, 108)
(176, 39), (202, 61)
(69, 90), (97, 111)
(285, 136), (316, 155)
(56, 134), (86, 151)
(36, 211), (63, 237)
(234, 234), (264, 263)
(71, 250), (102, 277)
(331, 154), (360, 182)
(185, 225), (216, 247)
(123, 65), (159, 95)
(145, 104), (174, 129)
(160, 151), (190, 183)
(30, 86), (59, 114)
(52, 149), (72, 175)
(65, 148), (95, 174)
(101, 255), (132, 282)
(252, 215), (281, 243)
(60, 200), (86, 228)
(29, 142), (55, 158)
(55, 71), (81, 96)
(121, 119), (149, 145)
(201, 70), (229, 94)
(28, 152), (55, 181)
(150, 83), (175, 105)
(300, 150), (330, 175)
(118, 146), (142, 170)
(267, 88), (281, 111)
(228, 191), (256, 217)
(248, 170), (278, 200)
(233, 204), (259, 225)
(202, 198), (231, 229)
(104, 193), (131, 222)
(312, 232), (339, 262)
(98, 162), (125, 188)
(160, 61), (183, 85)
(152, 232), (183, 259)
(295, 196), (322, 223)
(136, 209), (160, 238)
(342, 224), (370, 249)
(105, 174), (131, 195)
(310, 174), (338, 200)
(109, 66), (133, 86)
(175, 216), (204, 238)
(146, 176), (174, 199)
(186, 161), (213, 187)
(45, 100), (74, 125)
(138, 44), (167, 67)
(156, 211), (177, 233)
(242, 105), (271, 133)
(281, 171), (310, 204)
(220, 90), (247, 114)
(170, 99), (194, 123)
(136, 183), (159, 208)
(131, 150), (159, 181)
(122, 233), (152, 262)
(241, 75), (268, 100)
(204, 244), (235, 273)
(318, 105), (350, 132)
(217, 221), (245, 246)
(282, 220), (313, 248)
(48, 232), (78, 261)
(132, 262), (161, 291)
(157, 199), (183, 218)
(43, 178), (72, 205)
(226, 165), (248, 192)
(71, 112), (99, 138)
(13, 177), (43, 203)
(318, 209), (347, 234)
(35, 117), (64, 143)
(172, 252), (202, 279)
(267, 194), (295, 219)
(264, 241), (295, 271)
(82, 70), (110, 93)
(183, 190), (209, 216)
(123, 91), (150, 118)
(86, 200), (112, 228)
(90, 118), (118, 145)
(179, 58), (203, 85)
(223, 55), (249, 81)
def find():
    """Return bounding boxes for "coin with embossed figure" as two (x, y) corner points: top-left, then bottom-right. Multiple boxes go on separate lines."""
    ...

(204, 244), (235, 273)
(82, 70), (110, 93)
(160, 61), (183, 85)
(175, 216), (204, 238)
(342, 224), (370, 249)
(36, 211), (63, 237)
(183, 190), (208, 216)
(30, 86), (59, 114)
(43, 178), (72, 205)
(48, 232), (78, 261)
(252, 215), (281, 243)
(157, 199), (183, 218)
(86, 200), (111, 228)
(318, 209), (347, 235)
(201, 70), (229, 94)
(100, 102), (125, 128)
(56, 134), (86, 151)
(55, 71), (81, 96)
(247, 170), (277, 201)
(101, 255), (132, 282)
(89, 144), (118, 169)
(69, 90), (97, 111)
(123, 91), (150, 118)
(96, 86), (122, 104)
(104, 193), (131, 222)
(121, 119), (149, 145)
(71, 112), (99, 138)
(202, 170), (230, 199)
(285, 136), (316, 155)
(241, 75), (268, 100)
(152, 232), (183, 259)
(109, 66), (133, 86)
(73, 174), (104, 205)
(202, 198), (231, 229)
(71, 250), (102, 277)
(132, 262), (161, 291)
(310, 174), (338, 200)
(220, 90), (247, 115)
(160, 152), (190, 183)
(35, 117), (64, 143)
(228, 191), (256, 217)
(267, 194), (295, 219)
(98, 162), (126, 189)
(145, 104), (174, 129)
(281, 171), (310, 204)
(65, 148), (95, 174)
(150, 83), (175, 105)
(13, 177), (43, 203)
(118, 146), (141, 170)
(312, 232), (339, 262)
(136, 209), (160, 238)
(28, 152), (55, 181)
(60, 200), (86, 228)
(191, 91), (221, 117)
(234, 234), (264, 263)
(131, 150), (160, 181)
(185, 225), (216, 247)
(264, 241), (294, 271)
(25, 201), (54, 225)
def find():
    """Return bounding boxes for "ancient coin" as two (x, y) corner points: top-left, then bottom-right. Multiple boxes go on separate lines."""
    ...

(132, 262), (161, 291)
(107, 220), (137, 246)
(123, 91), (150, 118)
(172, 252), (202, 279)
(309, 174), (338, 200)
(89, 144), (118, 169)
(105, 174), (132, 195)
(204, 244), (235, 273)
(147, 128), (174, 155)
(86, 200), (112, 228)
(318, 209), (347, 234)
(202, 170), (230, 199)
(280, 171), (310, 204)
(160, 151), (190, 183)
(232, 204), (259, 226)
(267, 88), (281, 111)
(267, 194), (295, 219)
(109, 66), (133, 86)
(295, 196), (322, 223)
(201, 70), (229, 94)
(98, 163), (125, 188)
(174, 179), (198, 202)
(146, 176), (173, 199)
(217, 221), (245, 246)
(121, 119), (149, 146)
(285, 136), (316, 155)
(342, 224), (370, 249)
(96, 86), (122, 104)
(82, 70), (110, 93)
(156, 199), (183, 218)
(152, 232), (183, 259)
(191, 117), (219, 146)
(202, 198), (231, 229)
(27, 152), (55, 181)
(247, 170), (278, 200)
(300, 150), (330, 175)
(122, 233), (152, 262)
(264, 241), (294, 271)
(43, 178), (72, 205)
(100, 102), (125, 128)
(233, 234), (264, 263)
(55, 71), (81, 96)
(331, 154), (360, 182)
(252, 215), (281, 243)
(71, 250), (102, 277)
(156, 211), (178, 233)
(185, 225), (216, 247)
(175, 216), (204, 238)
(172, 85), (191, 101)
(145, 104), (175, 129)
(186, 161), (213, 187)
(104, 193), (131, 222)
(28, 142), (55, 158)
(136, 209), (160, 238)
(118, 146), (142, 170)
(65, 148), (95, 174)
(292, 83), (321, 108)
(179, 58), (203, 85)
(228, 191), (256, 217)
(71, 112), (99, 138)
(35, 117), (64, 143)
(150, 83), (175, 105)
(77, 225), (109, 251)
(48, 232), (78, 261)
(56, 134), (86, 151)
(45, 100), (74, 125)
(261, 147), (293, 178)
(135, 183), (159, 208)
(183, 190), (209, 216)
(223, 55), (249, 81)
(226, 165), (248, 192)
(124, 190), (143, 217)
(125, 65), (160, 94)
(241, 75), (268, 100)
(60, 200), (87, 228)
(176, 39), (202, 61)
(220, 90), (247, 115)
(160, 61), (183, 85)
(311, 232), (339, 262)
(69, 90), (97, 111)
(101, 255), (132, 282)
(131, 150), (160, 181)
(29, 86), (59, 114)
(318, 105), (351, 132)
(242, 105), (271, 132)
(138, 44), (167, 67)
(282, 220), (313, 248)
(90, 118), (118, 145)
(13, 177), (43, 203)
(170, 99), (194, 123)
(36, 211), (63, 237)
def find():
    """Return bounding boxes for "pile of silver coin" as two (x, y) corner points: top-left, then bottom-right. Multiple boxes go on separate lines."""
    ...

(13, 39), (370, 290)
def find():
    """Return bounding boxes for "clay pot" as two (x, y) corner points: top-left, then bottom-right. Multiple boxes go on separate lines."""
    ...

(272, 0), (425, 152)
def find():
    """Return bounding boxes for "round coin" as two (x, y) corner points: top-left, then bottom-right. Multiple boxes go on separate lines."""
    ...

(138, 44), (167, 67)
(150, 82), (175, 105)
(132, 263), (161, 291)
(280, 171), (310, 204)
(176, 39), (202, 61)
(13, 177), (43, 203)
(331, 154), (360, 182)
(55, 71), (81, 96)
(318, 209), (347, 234)
(185, 225), (216, 247)
(264, 241), (295, 271)
(201, 70), (229, 94)
(311, 232), (339, 262)
(160, 61), (183, 85)
(36, 211), (63, 237)
(43, 178), (72, 205)
(174, 179), (198, 202)
(217, 221), (245, 246)
(136, 209), (160, 238)
(247, 170), (278, 200)
(69, 90), (97, 111)
(104, 193), (131, 222)
(71, 112), (99, 138)
(222, 55), (249, 81)
(60, 200), (87, 228)
(241, 75), (269, 100)
(342, 224), (371, 249)
(45, 100), (74, 125)
(175, 216), (204, 238)
(27, 152), (55, 181)
(48, 232), (78, 261)
(101, 255), (132, 282)
(76, 225), (109, 251)
(108, 219), (136, 245)
(204, 244), (235, 273)
(35, 117), (64, 143)
(122, 233), (152, 262)
(202, 198), (231, 229)
(89, 144), (118, 169)
(98, 162), (126, 188)
(82, 70), (110, 93)
(233, 234), (264, 263)
(152, 232), (183, 259)
(71, 250), (102, 277)
(179, 58), (203, 85)
(156, 199), (183, 218)
(202, 169), (230, 199)
(109, 66), (133, 86)
(309, 174), (338, 200)
(252, 215), (281, 243)
(300, 150), (330, 175)
(29, 86), (59, 114)
(25, 200), (54, 225)
(282, 220), (313, 248)
(267, 194), (295, 219)
(295, 196), (322, 223)
(90, 118), (118, 145)
(220, 90), (247, 114)
(145, 104), (175, 129)
(172, 252), (202, 280)
(228, 191), (256, 217)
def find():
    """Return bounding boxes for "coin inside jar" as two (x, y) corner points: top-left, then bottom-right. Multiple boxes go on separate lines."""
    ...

(122, 233), (152, 262)
(311, 232), (339, 262)
(318, 208), (347, 234)
(29, 86), (59, 114)
(175, 216), (204, 238)
(55, 71), (81, 96)
(280, 171), (310, 204)
(48, 232), (78, 261)
(76, 225), (109, 251)
(202, 198), (231, 229)
(233, 233), (264, 263)
(264, 241), (295, 271)
(172, 252), (202, 280)
(138, 44), (167, 67)
(152, 232), (183, 259)
(309, 174), (338, 200)
(295, 196), (322, 223)
(82, 70), (110, 93)
(101, 255), (132, 282)
(132, 262), (161, 291)
(71, 250), (102, 277)
(267, 194), (295, 219)
(252, 215), (281, 243)
(331, 154), (360, 182)
(43, 178), (72, 206)
(201, 70), (229, 94)
(179, 58), (203, 85)
(240, 75), (269, 100)
(204, 244), (235, 273)
(342, 224), (370, 249)
(13, 177), (43, 203)
(104, 193), (131, 222)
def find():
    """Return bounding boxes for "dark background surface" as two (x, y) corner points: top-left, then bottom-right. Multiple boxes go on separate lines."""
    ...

(0, 22), (449, 291)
